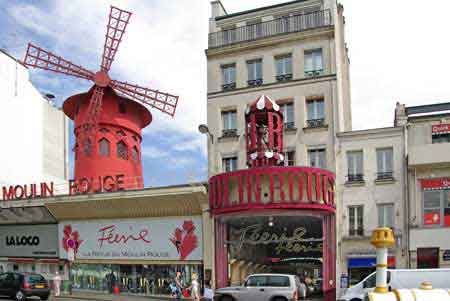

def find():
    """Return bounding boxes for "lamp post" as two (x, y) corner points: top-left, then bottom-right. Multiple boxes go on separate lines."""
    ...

(198, 124), (217, 176)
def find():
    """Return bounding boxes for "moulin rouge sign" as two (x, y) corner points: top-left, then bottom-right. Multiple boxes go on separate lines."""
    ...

(1, 174), (126, 201)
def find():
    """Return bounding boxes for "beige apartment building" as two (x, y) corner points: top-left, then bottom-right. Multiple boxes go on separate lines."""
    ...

(336, 127), (407, 286)
(206, 0), (351, 177)
(395, 102), (450, 270)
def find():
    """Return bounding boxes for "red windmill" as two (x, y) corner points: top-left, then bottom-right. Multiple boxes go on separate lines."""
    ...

(22, 6), (179, 191)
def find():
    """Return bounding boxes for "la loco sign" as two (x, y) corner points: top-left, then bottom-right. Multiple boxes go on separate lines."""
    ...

(58, 217), (203, 261)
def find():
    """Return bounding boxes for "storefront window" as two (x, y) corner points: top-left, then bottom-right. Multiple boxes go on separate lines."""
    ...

(423, 190), (450, 226)
(224, 215), (323, 292)
(70, 263), (202, 296)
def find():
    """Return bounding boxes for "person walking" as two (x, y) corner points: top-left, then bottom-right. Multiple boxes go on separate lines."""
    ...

(190, 273), (201, 301)
(173, 271), (183, 300)
(53, 271), (62, 297)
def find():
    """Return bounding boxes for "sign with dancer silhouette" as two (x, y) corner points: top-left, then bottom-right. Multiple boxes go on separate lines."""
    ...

(58, 217), (202, 261)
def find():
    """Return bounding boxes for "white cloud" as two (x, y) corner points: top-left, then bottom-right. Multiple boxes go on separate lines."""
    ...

(141, 145), (168, 159)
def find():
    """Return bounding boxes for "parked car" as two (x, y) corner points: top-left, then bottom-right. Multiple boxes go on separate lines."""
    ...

(214, 273), (301, 301)
(0, 272), (50, 301)
(338, 268), (450, 301)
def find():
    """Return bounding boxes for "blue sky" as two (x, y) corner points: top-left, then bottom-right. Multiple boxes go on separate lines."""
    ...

(1, 0), (450, 187)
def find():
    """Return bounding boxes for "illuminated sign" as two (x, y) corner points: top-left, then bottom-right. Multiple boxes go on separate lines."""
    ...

(1, 174), (125, 201)
(432, 123), (450, 134)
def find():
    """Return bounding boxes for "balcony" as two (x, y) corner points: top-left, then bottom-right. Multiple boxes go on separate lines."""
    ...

(221, 129), (238, 138)
(209, 10), (332, 48)
(305, 69), (324, 77)
(376, 171), (394, 181)
(409, 143), (450, 167)
(346, 174), (364, 184)
(247, 79), (263, 87)
(222, 83), (236, 91)
(276, 73), (293, 82)
(306, 118), (325, 128)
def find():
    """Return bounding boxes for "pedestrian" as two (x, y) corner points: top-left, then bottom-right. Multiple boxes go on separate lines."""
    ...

(174, 271), (183, 300)
(189, 273), (200, 301)
(53, 271), (62, 297)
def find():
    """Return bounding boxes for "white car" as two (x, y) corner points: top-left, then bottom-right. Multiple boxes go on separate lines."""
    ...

(214, 273), (302, 301)
(338, 268), (450, 301)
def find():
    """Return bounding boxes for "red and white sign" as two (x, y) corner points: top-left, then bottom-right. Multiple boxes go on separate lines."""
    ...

(58, 217), (203, 261)
(432, 124), (450, 135)
(424, 212), (441, 225)
(420, 178), (450, 191)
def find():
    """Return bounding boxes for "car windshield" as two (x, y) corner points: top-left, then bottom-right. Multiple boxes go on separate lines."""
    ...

(246, 276), (290, 287)
(27, 275), (45, 283)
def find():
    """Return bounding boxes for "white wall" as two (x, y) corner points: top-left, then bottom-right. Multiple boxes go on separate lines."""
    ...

(0, 51), (68, 194)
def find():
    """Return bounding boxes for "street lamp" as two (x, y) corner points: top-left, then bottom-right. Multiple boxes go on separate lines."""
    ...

(198, 124), (217, 175)
(198, 124), (213, 143)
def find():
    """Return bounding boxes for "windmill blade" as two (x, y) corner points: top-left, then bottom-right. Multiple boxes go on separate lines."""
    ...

(78, 86), (105, 152)
(100, 6), (132, 72)
(23, 43), (94, 81)
(111, 80), (179, 117)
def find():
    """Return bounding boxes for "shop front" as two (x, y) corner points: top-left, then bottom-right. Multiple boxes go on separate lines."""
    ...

(0, 223), (64, 278)
(209, 166), (336, 298)
(58, 217), (204, 295)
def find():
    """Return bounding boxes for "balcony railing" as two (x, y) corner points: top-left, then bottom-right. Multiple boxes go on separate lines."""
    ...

(305, 69), (324, 77)
(209, 10), (332, 48)
(347, 174), (364, 183)
(276, 73), (293, 82)
(376, 171), (394, 180)
(306, 118), (325, 128)
(222, 83), (236, 91)
(247, 79), (263, 87)
(222, 129), (238, 138)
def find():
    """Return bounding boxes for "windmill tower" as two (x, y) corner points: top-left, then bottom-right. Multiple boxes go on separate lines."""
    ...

(23, 6), (179, 192)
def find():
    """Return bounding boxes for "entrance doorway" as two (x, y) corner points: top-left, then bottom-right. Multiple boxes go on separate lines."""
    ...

(223, 214), (324, 295)
(417, 248), (439, 268)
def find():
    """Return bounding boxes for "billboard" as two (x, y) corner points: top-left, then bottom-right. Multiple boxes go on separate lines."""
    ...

(0, 224), (59, 258)
(58, 217), (203, 261)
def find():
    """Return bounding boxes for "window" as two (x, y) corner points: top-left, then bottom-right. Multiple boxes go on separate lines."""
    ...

(306, 98), (325, 127)
(378, 204), (394, 228)
(432, 133), (450, 143)
(223, 156), (237, 172)
(266, 276), (290, 287)
(283, 150), (295, 166)
(246, 275), (267, 287)
(308, 148), (326, 169)
(247, 59), (263, 86)
(422, 190), (450, 227)
(131, 146), (139, 162)
(304, 49), (323, 76)
(221, 64), (236, 90)
(349, 206), (364, 236)
(275, 54), (292, 81)
(347, 151), (364, 182)
(280, 102), (294, 129)
(222, 26), (236, 44)
(222, 110), (237, 137)
(83, 139), (92, 156)
(99, 138), (110, 157)
(377, 148), (393, 179)
(117, 141), (128, 160)
(247, 20), (263, 40)
(276, 15), (290, 33)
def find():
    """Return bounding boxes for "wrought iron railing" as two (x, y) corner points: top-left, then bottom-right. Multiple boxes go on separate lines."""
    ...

(306, 118), (325, 128)
(347, 174), (364, 183)
(284, 121), (295, 130)
(222, 83), (236, 91)
(209, 10), (332, 48)
(305, 69), (324, 77)
(376, 171), (394, 180)
(222, 129), (238, 138)
(276, 73), (293, 82)
(247, 79), (263, 87)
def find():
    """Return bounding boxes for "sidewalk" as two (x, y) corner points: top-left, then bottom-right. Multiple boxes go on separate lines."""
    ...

(51, 291), (206, 301)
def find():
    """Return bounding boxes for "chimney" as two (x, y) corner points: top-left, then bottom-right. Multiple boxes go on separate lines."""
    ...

(394, 101), (407, 126)
(211, 1), (227, 18)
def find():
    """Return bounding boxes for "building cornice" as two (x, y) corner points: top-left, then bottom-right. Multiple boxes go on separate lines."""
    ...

(208, 74), (336, 99)
(337, 126), (403, 140)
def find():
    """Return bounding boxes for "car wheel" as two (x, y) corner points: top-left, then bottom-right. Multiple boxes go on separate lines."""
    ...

(350, 298), (362, 301)
(15, 290), (25, 301)
(272, 297), (287, 301)
(220, 295), (234, 301)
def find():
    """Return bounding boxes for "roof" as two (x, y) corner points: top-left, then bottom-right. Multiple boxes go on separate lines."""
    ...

(406, 102), (450, 116)
(216, 0), (309, 21)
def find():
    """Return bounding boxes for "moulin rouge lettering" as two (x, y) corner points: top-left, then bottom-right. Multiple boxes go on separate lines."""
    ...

(97, 225), (152, 248)
(1, 174), (125, 201)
